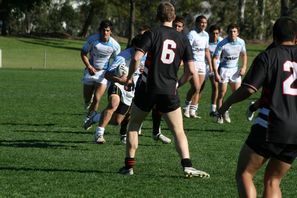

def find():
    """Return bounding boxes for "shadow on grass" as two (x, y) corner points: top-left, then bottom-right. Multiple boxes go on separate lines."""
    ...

(0, 166), (184, 178)
(1, 122), (56, 127)
(0, 139), (91, 149)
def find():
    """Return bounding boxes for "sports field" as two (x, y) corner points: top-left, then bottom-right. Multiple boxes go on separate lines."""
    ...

(0, 37), (296, 197)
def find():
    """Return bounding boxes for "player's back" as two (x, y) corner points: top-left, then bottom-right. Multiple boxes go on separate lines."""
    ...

(263, 45), (297, 144)
(140, 26), (193, 94)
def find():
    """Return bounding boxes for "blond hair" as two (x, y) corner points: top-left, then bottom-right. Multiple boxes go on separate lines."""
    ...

(156, 2), (175, 23)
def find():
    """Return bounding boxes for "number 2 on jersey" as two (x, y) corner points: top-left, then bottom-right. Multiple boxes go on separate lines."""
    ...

(283, 61), (297, 96)
(161, 39), (176, 64)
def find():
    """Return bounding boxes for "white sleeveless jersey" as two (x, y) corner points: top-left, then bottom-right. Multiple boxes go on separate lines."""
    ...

(187, 29), (209, 63)
(213, 37), (246, 68)
(82, 34), (121, 70)
(108, 48), (146, 106)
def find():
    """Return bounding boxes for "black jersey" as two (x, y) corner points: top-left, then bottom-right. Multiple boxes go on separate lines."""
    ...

(136, 25), (194, 94)
(242, 45), (297, 144)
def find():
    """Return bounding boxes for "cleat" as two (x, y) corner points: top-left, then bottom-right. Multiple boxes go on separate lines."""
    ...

(190, 113), (201, 119)
(83, 116), (93, 130)
(153, 133), (171, 144)
(120, 135), (127, 144)
(184, 111), (190, 118)
(216, 115), (224, 124)
(184, 167), (210, 178)
(209, 111), (216, 117)
(95, 134), (106, 144)
(118, 166), (134, 175)
(246, 101), (255, 121)
(223, 111), (231, 123)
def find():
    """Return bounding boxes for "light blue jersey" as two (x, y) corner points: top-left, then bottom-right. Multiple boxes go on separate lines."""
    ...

(82, 33), (121, 70)
(213, 37), (246, 68)
(187, 29), (209, 63)
(208, 36), (223, 67)
(108, 47), (146, 105)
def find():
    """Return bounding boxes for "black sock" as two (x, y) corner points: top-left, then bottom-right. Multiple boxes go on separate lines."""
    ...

(152, 108), (162, 136)
(125, 157), (135, 169)
(181, 158), (192, 168)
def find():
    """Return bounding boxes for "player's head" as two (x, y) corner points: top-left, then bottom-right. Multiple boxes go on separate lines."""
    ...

(273, 17), (297, 43)
(156, 1), (176, 23)
(195, 15), (207, 31)
(98, 20), (113, 41)
(227, 23), (240, 41)
(131, 34), (143, 48)
(174, 15), (185, 32)
(209, 24), (221, 41)
(138, 25), (151, 35)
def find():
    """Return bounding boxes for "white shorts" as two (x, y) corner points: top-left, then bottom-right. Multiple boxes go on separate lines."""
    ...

(81, 69), (108, 85)
(219, 67), (241, 83)
(194, 61), (207, 75)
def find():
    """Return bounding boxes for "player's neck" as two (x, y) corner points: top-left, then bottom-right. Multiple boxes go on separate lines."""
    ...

(162, 21), (173, 28)
(279, 40), (295, 46)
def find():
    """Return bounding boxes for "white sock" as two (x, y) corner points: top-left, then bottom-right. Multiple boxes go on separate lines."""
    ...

(190, 104), (198, 114)
(95, 127), (105, 136)
(211, 104), (216, 112)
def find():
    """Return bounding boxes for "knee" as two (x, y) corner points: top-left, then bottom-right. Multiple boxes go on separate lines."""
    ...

(264, 177), (281, 189)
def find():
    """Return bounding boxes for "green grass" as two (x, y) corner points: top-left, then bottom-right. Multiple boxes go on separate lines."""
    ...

(0, 37), (296, 197)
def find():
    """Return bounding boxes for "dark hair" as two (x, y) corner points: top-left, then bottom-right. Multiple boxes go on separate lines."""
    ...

(131, 34), (143, 47)
(156, 2), (175, 23)
(273, 17), (297, 42)
(209, 24), (220, 33)
(195, 15), (207, 23)
(227, 23), (240, 33)
(138, 25), (151, 34)
(174, 15), (185, 25)
(98, 20), (113, 31)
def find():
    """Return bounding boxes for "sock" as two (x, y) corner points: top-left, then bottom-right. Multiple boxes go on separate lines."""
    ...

(181, 158), (192, 168)
(152, 109), (162, 136)
(125, 157), (135, 169)
(120, 119), (128, 136)
(185, 100), (191, 106)
(190, 104), (198, 114)
(95, 127), (105, 136)
(211, 104), (216, 112)
(92, 112), (101, 123)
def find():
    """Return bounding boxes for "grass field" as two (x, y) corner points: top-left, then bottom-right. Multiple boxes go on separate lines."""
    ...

(0, 37), (296, 197)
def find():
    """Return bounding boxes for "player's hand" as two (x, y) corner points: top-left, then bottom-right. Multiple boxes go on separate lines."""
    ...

(118, 75), (128, 85)
(124, 79), (134, 91)
(87, 65), (96, 75)
(215, 72), (221, 82)
(239, 67), (246, 76)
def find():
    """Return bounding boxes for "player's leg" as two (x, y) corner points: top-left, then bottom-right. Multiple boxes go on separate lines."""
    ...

(183, 83), (195, 117)
(216, 82), (227, 123)
(263, 159), (291, 198)
(88, 83), (107, 114)
(152, 107), (171, 144)
(119, 103), (149, 175)
(83, 84), (95, 112)
(190, 74), (205, 118)
(209, 75), (218, 116)
(162, 107), (209, 178)
(236, 144), (267, 197)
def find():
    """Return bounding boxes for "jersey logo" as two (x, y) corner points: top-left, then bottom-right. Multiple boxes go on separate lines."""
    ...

(283, 60), (297, 96)
(161, 39), (176, 64)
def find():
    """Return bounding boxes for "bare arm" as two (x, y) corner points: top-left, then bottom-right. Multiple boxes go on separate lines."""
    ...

(125, 50), (144, 90)
(104, 71), (127, 85)
(218, 85), (256, 114)
(239, 52), (247, 76)
(81, 51), (96, 75)
(212, 55), (220, 82)
(178, 60), (199, 89)
(205, 48), (213, 73)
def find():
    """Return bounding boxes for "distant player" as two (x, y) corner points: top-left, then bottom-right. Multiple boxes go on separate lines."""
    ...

(119, 2), (209, 178)
(213, 23), (247, 123)
(217, 17), (297, 197)
(93, 35), (144, 144)
(183, 15), (212, 118)
(81, 20), (121, 130)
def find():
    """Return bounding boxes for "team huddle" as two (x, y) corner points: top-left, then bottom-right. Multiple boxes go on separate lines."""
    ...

(79, 2), (297, 197)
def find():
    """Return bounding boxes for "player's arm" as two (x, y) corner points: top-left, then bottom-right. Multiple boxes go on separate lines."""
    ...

(81, 50), (96, 75)
(205, 48), (213, 73)
(239, 52), (247, 76)
(218, 85), (255, 115)
(125, 50), (144, 90)
(178, 60), (198, 87)
(105, 71), (127, 85)
(212, 55), (220, 82)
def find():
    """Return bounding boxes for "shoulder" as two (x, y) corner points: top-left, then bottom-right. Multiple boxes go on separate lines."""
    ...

(236, 37), (246, 45)
(86, 34), (99, 43)
(217, 37), (228, 47)
(108, 37), (121, 48)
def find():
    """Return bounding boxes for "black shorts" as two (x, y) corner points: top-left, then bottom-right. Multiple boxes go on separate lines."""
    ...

(246, 124), (297, 164)
(133, 84), (180, 113)
(107, 84), (130, 115)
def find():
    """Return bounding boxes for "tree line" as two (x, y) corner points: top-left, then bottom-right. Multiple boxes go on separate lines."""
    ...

(0, 0), (296, 41)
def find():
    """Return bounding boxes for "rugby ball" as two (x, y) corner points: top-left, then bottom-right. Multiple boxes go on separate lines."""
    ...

(116, 63), (129, 77)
